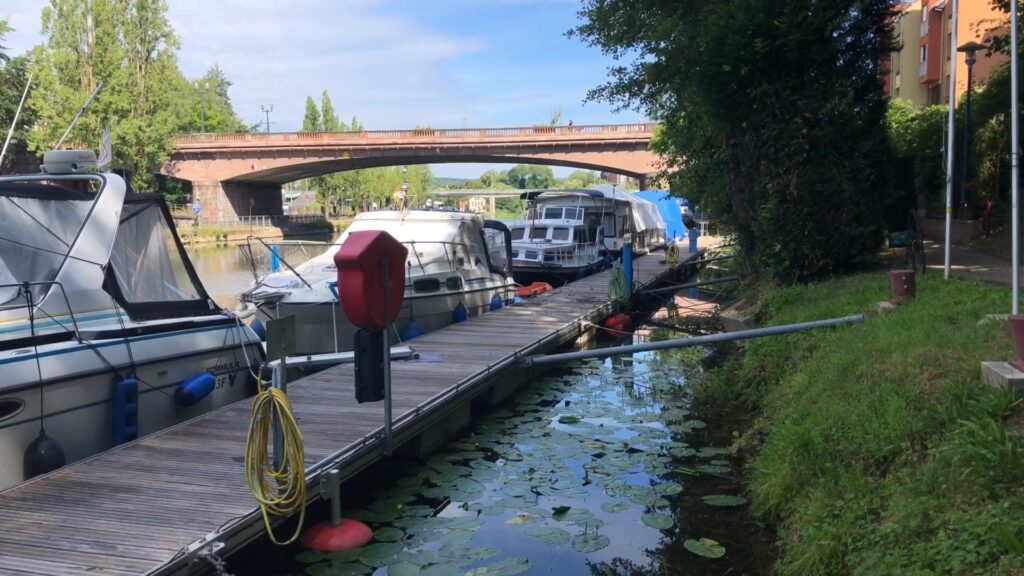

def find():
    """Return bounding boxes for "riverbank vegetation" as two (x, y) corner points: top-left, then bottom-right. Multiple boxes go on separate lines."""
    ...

(696, 273), (1024, 574)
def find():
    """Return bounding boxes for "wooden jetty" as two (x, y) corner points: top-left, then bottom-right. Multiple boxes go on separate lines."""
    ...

(0, 248), (704, 576)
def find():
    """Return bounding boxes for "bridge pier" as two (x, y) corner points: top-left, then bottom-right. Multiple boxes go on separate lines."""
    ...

(191, 180), (283, 224)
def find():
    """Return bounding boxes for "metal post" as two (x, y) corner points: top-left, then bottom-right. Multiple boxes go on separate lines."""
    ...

(271, 359), (286, 469)
(381, 256), (393, 455)
(963, 59), (974, 216)
(943, 0), (959, 280)
(327, 469), (342, 527)
(622, 244), (633, 295)
(0, 72), (32, 168)
(523, 314), (865, 366)
(1013, 0), (1021, 313)
(688, 228), (698, 253)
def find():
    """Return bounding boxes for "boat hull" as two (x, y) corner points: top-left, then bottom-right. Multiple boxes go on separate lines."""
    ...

(0, 321), (262, 490)
(256, 284), (508, 354)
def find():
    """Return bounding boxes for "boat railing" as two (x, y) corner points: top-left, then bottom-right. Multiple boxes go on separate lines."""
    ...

(0, 281), (82, 340)
(242, 236), (476, 290)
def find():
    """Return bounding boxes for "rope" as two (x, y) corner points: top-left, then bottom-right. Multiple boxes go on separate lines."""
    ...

(608, 263), (629, 302)
(244, 378), (306, 545)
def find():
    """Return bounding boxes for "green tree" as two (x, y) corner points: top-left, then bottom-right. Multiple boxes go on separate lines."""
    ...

(503, 164), (555, 189)
(189, 64), (247, 133)
(320, 90), (345, 132)
(0, 19), (11, 63)
(559, 169), (603, 188)
(28, 0), (190, 191)
(302, 96), (320, 132)
(573, 0), (895, 282)
(0, 20), (36, 174)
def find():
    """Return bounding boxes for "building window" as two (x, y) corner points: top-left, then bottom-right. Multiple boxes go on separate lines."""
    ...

(921, 45), (927, 63)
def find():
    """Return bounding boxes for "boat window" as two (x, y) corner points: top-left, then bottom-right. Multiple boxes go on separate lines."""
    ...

(104, 198), (214, 320)
(482, 224), (510, 274)
(0, 188), (94, 308)
(413, 278), (440, 293)
(510, 227), (525, 241)
(530, 227), (548, 240)
(552, 227), (570, 241)
(0, 398), (24, 422)
(446, 276), (463, 290)
(525, 251), (538, 260)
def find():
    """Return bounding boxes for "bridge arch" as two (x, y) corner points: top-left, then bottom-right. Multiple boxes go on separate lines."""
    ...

(163, 124), (661, 221)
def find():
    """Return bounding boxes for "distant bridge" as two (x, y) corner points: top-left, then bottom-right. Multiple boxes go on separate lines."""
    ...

(163, 123), (661, 221)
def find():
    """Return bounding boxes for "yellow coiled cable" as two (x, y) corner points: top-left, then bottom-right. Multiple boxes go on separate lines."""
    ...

(245, 378), (306, 545)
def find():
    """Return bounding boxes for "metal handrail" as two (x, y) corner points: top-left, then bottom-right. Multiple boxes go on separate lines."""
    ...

(0, 280), (83, 340)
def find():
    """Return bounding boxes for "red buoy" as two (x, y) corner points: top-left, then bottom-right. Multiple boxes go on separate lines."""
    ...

(300, 518), (373, 552)
(603, 313), (633, 333)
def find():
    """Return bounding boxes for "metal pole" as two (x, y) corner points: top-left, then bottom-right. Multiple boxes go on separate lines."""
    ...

(327, 469), (342, 527)
(1013, 0), (1021, 313)
(943, 0), (959, 280)
(271, 360), (285, 469)
(0, 72), (32, 168)
(641, 275), (740, 296)
(964, 61), (974, 216)
(522, 314), (865, 366)
(54, 81), (103, 150)
(381, 256), (393, 455)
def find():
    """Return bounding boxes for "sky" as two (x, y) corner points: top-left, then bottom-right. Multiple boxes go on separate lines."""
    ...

(1, 0), (640, 179)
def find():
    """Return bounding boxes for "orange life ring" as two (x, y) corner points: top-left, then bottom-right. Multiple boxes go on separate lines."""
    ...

(516, 282), (553, 298)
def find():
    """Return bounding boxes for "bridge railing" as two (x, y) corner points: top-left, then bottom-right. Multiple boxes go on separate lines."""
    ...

(173, 123), (657, 145)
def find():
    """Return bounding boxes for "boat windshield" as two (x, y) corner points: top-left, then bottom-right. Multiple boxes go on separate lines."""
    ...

(0, 184), (95, 309)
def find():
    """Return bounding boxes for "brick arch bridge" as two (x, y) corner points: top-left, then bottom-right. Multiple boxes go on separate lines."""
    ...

(163, 123), (661, 221)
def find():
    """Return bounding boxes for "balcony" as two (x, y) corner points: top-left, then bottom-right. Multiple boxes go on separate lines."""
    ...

(919, 61), (927, 78)
(920, 18), (928, 37)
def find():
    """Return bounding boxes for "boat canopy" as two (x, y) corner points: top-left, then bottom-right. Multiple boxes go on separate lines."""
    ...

(103, 194), (215, 320)
(588, 185), (666, 235)
(0, 183), (97, 309)
(634, 190), (686, 240)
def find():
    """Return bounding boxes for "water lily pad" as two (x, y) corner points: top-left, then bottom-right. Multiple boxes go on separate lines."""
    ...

(669, 447), (697, 459)
(439, 529), (474, 548)
(684, 537), (726, 559)
(474, 557), (531, 576)
(524, 526), (572, 545)
(696, 464), (731, 475)
(641, 512), (674, 530)
(571, 532), (611, 553)
(420, 565), (464, 576)
(697, 447), (731, 458)
(601, 501), (629, 513)
(505, 513), (541, 525)
(295, 550), (326, 564)
(701, 494), (748, 507)
(388, 562), (420, 576)
(324, 564), (371, 576)
(373, 526), (404, 542)
(356, 542), (403, 567)
(447, 516), (485, 531)
(558, 415), (581, 424)
(551, 505), (572, 518)
(654, 481), (684, 496)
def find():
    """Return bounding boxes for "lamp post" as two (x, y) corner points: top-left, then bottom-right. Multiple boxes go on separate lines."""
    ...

(401, 166), (409, 209)
(957, 41), (985, 220)
(261, 104), (274, 133)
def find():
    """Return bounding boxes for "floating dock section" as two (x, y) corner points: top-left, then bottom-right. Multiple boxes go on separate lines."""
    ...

(0, 248), (704, 575)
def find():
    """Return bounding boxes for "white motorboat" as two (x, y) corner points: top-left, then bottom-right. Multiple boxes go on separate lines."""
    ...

(508, 186), (665, 286)
(242, 210), (516, 354)
(0, 152), (264, 490)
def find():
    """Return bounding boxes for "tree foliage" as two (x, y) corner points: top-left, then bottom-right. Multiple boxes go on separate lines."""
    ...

(188, 64), (247, 133)
(27, 0), (192, 191)
(0, 20), (36, 174)
(503, 164), (555, 189)
(572, 0), (896, 282)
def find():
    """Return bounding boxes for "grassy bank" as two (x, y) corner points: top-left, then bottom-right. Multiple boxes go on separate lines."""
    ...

(700, 272), (1024, 574)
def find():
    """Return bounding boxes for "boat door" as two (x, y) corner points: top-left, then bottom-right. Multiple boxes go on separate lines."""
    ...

(482, 220), (513, 277)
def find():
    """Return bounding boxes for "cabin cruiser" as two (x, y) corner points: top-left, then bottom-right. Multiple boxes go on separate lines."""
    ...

(0, 151), (264, 490)
(508, 186), (666, 285)
(242, 210), (515, 354)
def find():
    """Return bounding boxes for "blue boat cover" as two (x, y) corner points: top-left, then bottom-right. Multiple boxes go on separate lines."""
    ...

(635, 191), (687, 242)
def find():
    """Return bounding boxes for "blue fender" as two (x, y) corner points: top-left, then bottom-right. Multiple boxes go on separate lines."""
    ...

(174, 372), (216, 407)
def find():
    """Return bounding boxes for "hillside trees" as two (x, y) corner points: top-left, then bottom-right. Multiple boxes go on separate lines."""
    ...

(573, 0), (896, 281)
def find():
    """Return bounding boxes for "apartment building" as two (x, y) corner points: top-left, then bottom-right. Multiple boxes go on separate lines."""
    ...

(886, 0), (1008, 106)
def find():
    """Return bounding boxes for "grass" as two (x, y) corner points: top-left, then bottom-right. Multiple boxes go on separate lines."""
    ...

(698, 272), (1024, 575)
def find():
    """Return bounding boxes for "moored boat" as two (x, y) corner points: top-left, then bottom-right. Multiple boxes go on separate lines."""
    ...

(242, 209), (516, 354)
(0, 151), (264, 490)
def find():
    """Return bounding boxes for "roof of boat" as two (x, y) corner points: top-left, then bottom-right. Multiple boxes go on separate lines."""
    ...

(352, 209), (484, 223)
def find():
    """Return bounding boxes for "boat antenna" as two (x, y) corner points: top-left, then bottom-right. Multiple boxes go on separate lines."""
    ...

(0, 72), (33, 169)
(53, 80), (103, 150)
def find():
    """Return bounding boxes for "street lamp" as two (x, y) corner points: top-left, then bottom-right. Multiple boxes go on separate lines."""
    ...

(957, 40), (985, 219)
(261, 104), (274, 133)
(401, 166), (410, 209)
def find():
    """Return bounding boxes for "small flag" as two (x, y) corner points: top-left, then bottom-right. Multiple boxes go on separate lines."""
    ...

(97, 126), (111, 169)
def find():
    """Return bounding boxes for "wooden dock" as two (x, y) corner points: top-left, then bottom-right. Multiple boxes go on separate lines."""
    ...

(0, 249), (702, 576)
